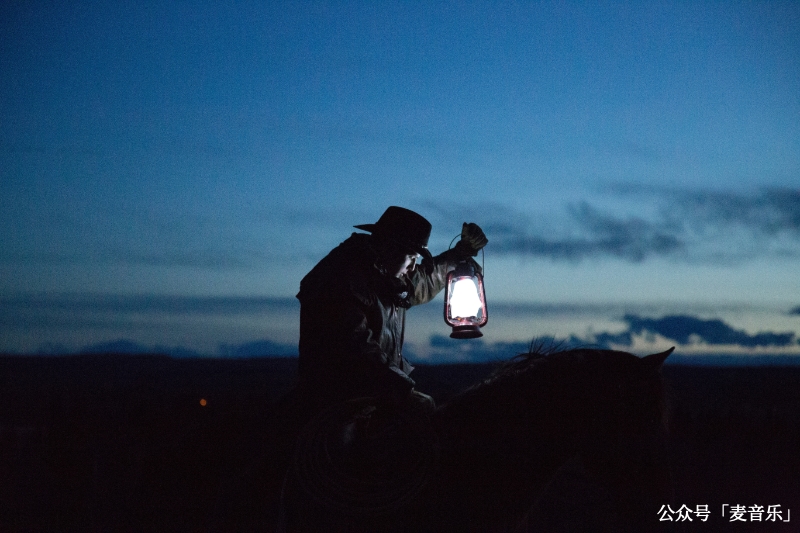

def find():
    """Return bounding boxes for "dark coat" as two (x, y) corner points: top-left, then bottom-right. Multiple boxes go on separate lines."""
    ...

(295, 233), (458, 412)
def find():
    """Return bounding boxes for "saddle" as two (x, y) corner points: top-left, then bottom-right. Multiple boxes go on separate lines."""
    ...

(290, 397), (439, 516)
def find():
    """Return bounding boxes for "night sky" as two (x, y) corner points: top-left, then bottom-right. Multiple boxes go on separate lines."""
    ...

(2, 1), (799, 360)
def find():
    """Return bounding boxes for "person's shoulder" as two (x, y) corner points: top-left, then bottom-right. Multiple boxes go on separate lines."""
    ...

(298, 234), (378, 305)
(325, 233), (373, 265)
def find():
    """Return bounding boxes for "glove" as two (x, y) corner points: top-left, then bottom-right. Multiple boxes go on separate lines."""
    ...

(407, 389), (436, 415)
(453, 222), (488, 258)
(383, 365), (416, 401)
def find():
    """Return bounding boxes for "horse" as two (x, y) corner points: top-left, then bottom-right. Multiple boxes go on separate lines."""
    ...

(279, 346), (674, 532)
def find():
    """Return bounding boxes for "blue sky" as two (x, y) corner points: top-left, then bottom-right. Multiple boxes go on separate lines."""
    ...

(1, 1), (799, 359)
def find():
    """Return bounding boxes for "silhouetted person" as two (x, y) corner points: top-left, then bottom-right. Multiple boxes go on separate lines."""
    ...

(265, 207), (485, 527)
(293, 206), (487, 423)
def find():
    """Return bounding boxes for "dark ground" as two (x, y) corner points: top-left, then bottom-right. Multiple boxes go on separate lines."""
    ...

(1, 354), (799, 532)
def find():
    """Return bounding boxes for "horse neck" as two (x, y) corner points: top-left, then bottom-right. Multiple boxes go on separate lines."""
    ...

(438, 371), (589, 457)
(429, 368), (591, 525)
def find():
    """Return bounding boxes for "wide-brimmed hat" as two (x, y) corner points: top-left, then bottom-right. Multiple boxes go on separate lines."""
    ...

(354, 206), (433, 261)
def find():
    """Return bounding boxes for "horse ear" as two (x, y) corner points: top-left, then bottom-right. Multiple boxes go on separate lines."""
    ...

(642, 347), (674, 369)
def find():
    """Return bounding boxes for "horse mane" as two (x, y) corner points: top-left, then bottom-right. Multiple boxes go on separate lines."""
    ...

(447, 340), (613, 405)
(436, 341), (669, 441)
(484, 338), (575, 381)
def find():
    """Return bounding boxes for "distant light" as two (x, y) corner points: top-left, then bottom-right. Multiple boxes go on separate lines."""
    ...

(199, 398), (207, 407)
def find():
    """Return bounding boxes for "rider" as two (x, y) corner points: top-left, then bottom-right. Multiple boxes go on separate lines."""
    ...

(294, 206), (487, 420)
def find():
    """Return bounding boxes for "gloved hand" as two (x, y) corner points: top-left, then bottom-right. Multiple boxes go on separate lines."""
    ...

(454, 222), (488, 258)
(406, 389), (436, 415)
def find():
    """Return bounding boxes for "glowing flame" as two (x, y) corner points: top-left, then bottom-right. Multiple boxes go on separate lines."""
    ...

(450, 278), (482, 318)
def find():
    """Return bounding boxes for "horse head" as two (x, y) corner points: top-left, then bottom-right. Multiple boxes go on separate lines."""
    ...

(559, 347), (675, 529)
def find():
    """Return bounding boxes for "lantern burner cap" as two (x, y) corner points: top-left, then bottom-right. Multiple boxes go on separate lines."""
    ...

(449, 325), (484, 339)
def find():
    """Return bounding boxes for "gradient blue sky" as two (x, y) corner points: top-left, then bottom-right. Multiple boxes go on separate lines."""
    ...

(2, 1), (799, 359)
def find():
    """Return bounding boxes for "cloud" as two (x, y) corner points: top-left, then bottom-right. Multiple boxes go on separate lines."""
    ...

(425, 187), (800, 263)
(790, 306), (800, 316)
(0, 294), (299, 343)
(605, 314), (796, 349)
(218, 339), (297, 357)
(615, 186), (800, 261)
(83, 337), (298, 358)
(76, 339), (203, 357)
(79, 339), (151, 355)
(1, 245), (265, 270)
(673, 187), (800, 237)
(2, 293), (297, 317)
(490, 201), (685, 262)
(28, 337), (297, 358)
(417, 334), (565, 363)
(274, 187), (798, 264)
(415, 312), (799, 363)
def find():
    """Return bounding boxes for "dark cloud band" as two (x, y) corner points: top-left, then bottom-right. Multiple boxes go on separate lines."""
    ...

(622, 314), (796, 348)
(444, 187), (800, 263)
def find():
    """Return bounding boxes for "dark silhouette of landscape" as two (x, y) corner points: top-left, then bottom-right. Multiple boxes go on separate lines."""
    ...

(2, 353), (799, 532)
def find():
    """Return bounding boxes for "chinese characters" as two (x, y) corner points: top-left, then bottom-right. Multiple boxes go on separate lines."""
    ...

(658, 504), (790, 523)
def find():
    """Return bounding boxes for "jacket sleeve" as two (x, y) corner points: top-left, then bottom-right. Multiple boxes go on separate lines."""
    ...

(407, 249), (466, 306)
(339, 298), (416, 396)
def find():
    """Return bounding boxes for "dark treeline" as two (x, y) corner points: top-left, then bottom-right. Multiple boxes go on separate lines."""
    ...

(1, 354), (799, 532)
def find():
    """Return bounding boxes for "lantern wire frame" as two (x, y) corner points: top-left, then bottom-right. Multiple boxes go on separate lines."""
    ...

(444, 234), (487, 339)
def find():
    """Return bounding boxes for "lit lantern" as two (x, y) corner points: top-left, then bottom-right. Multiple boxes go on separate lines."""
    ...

(444, 260), (488, 339)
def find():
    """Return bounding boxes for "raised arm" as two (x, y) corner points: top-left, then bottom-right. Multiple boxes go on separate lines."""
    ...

(408, 222), (488, 306)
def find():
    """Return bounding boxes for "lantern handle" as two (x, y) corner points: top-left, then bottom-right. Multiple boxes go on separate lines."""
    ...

(447, 234), (460, 249)
(447, 233), (485, 275)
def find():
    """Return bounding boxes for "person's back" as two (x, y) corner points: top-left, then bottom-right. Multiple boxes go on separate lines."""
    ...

(297, 232), (415, 411)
